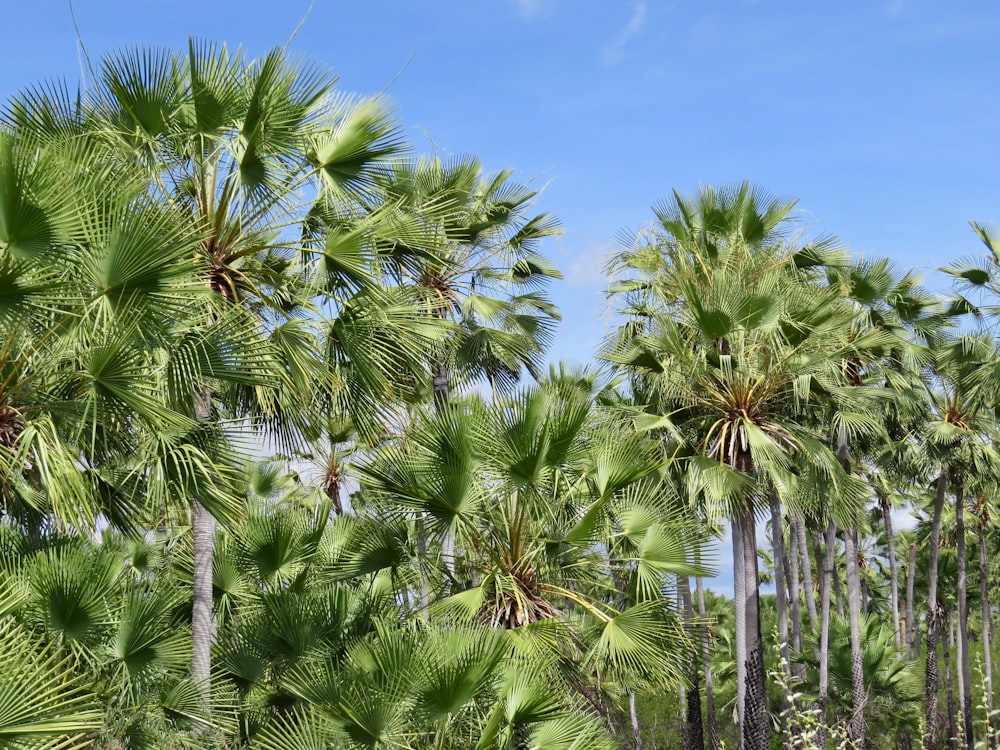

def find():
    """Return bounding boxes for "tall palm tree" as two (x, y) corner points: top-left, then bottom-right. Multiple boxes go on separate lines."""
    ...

(8, 39), (431, 712)
(821, 255), (944, 747)
(603, 183), (864, 750)
(920, 334), (1000, 749)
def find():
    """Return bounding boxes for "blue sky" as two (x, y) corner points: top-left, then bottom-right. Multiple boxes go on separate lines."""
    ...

(6, 1), (999, 366)
(4, 0), (997, 590)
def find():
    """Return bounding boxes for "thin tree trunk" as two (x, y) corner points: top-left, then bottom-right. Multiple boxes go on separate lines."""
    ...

(945, 610), (957, 750)
(834, 548), (845, 618)
(769, 494), (790, 679)
(788, 523), (804, 678)
(432, 355), (450, 409)
(680, 576), (705, 750)
(697, 575), (720, 750)
(740, 503), (769, 750)
(907, 542), (918, 657)
(817, 520), (837, 748)
(880, 493), (902, 647)
(191, 390), (215, 713)
(845, 524), (868, 748)
(191, 500), (216, 706)
(955, 479), (973, 749)
(836, 425), (866, 748)
(795, 517), (818, 632)
(430, 360), (457, 580)
(980, 518), (995, 747)
(899, 539), (919, 750)
(628, 689), (641, 750)
(924, 470), (948, 750)
(733, 515), (747, 736)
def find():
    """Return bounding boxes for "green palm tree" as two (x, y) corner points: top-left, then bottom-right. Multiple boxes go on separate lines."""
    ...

(918, 334), (1000, 749)
(358, 370), (708, 740)
(370, 155), (563, 406)
(6, 39), (431, 710)
(603, 182), (867, 750)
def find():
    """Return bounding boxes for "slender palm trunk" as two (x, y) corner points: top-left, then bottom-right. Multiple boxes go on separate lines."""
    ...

(191, 499), (216, 705)
(739, 503), (769, 750)
(697, 575), (721, 750)
(837, 428), (866, 747)
(680, 576), (705, 750)
(980, 519), (995, 746)
(733, 515), (746, 736)
(945, 610), (957, 750)
(432, 355), (450, 409)
(880, 493), (902, 646)
(834, 552), (844, 618)
(924, 470), (948, 750)
(787, 525), (805, 678)
(795, 517), (818, 632)
(954, 479), (973, 748)
(628, 689), (641, 750)
(907, 542), (918, 656)
(430, 361), (457, 581)
(817, 520), (837, 747)
(845, 524), (867, 747)
(769, 494), (790, 680)
(191, 390), (215, 711)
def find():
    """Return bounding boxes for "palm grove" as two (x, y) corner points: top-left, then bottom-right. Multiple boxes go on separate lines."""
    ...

(2, 40), (1000, 750)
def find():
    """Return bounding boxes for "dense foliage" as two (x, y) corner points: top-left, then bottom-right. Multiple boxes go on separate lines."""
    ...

(2, 39), (1000, 750)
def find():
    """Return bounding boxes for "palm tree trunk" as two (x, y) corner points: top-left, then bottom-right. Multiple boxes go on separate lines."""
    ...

(432, 355), (450, 409)
(924, 469), (948, 750)
(880, 493), (902, 647)
(945, 609), (957, 750)
(430, 359), (457, 580)
(697, 575), (721, 750)
(768, 494), (790, 680)
(907, 541), (918, 656)
(191, 389), (215, 712)
(732, 514), (746, 736)
(833, 550), (844, 618)
(787, 524), (804, 678)
(837, 425), (866, 748)
(739, 503), (769, 750)
(191, 499), (216, 707)
(845, 524), (867, 748)
(680, 576), (705, 750)
(795, 517), (818, 632)
(954, 479), (973, 748)
(980, 519), (995, 747)
(817, 520), (837, 747)
(628, 688), (641, 750)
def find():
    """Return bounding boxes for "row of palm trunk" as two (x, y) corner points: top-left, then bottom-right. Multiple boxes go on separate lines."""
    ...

(665, 474), (996, 750)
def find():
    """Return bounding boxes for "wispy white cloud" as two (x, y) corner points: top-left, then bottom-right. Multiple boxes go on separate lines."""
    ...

(601, 1), (647, 65)
(888, 0), (905, 15)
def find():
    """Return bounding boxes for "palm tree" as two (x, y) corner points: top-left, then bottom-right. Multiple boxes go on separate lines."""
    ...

(370, 154), (563, 406)
(919, 335), (1000, 748)
(603, 183), (863, 749)
(7, 40), (424, 709)
(821, 255), (944, 747)
(359, 369), (709, 741)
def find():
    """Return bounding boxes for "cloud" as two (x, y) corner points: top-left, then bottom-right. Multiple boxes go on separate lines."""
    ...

(601, 1), (647, 64)
(887, 0), (905, 14)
